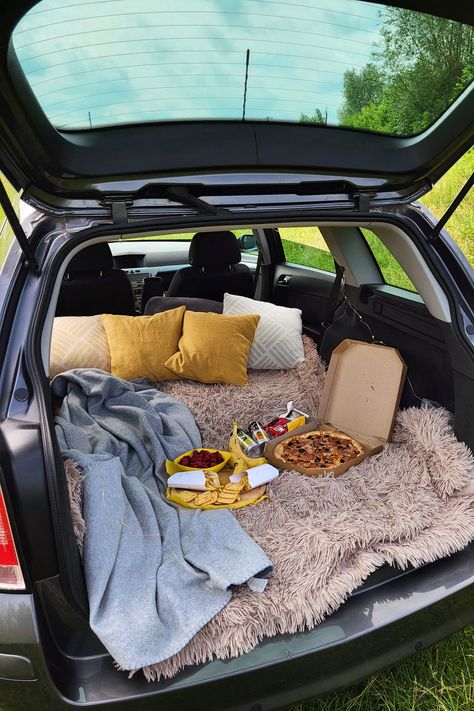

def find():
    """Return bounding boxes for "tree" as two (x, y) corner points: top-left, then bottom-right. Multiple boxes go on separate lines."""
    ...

(300, 8), (474, 135)
(339, 64), (384, 124)
(299, 107), (327, 125)
(373, 8), (474, 133)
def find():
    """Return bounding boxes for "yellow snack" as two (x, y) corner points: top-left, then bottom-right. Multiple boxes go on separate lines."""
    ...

(239, 473), (251, 492)
(194, 491), (218, 506)
(171, 489), (197, 504)
(217, 493), (239, 505)
(204, 471), (221, 490)
(217, 482), (242, 504)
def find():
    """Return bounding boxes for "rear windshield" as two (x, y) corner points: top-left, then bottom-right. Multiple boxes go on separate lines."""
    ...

(13, 0), (473, 135)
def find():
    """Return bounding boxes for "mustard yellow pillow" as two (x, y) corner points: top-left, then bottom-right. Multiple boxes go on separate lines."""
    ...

(50, 315), (111, 379)
(102, 307), (185, 382)
(164, 311), (260, 386)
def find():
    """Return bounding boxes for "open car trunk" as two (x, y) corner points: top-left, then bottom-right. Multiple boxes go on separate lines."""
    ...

(19, 201), (472, 706)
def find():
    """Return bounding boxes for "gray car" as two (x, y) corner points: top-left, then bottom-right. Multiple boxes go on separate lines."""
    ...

(0, 0), (473, 708)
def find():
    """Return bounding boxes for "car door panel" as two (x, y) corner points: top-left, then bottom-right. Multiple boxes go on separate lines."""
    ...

(272, 259), (453, 410)
(348, 284), (453, 409)
(273, 263), (335, 339)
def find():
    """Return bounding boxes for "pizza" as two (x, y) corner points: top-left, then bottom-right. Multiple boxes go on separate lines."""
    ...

(274, 429), (364, 470)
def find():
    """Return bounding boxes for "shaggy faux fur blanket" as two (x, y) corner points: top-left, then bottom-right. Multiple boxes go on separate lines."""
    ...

(63, 338), (474, 681)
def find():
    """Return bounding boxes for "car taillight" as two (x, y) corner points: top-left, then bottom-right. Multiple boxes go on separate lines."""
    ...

(0, 487), (25, 590)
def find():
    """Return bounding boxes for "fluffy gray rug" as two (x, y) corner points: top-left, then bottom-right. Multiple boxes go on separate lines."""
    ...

(158, 335), (326, 449)
(63, 338), (474, 681)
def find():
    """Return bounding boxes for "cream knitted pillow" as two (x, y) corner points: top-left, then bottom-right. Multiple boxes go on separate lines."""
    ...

(50, 315), (111, 379)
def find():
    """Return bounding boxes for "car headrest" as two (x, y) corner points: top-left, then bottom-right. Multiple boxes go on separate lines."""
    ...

(66, 243), (114, 274)
(189, 231), (241, 267)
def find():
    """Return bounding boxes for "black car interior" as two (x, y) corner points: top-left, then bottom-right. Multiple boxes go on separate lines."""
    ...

(56, 243), (135, 317)
(166, 231), (255, 301)
(52, 223), (459, 434)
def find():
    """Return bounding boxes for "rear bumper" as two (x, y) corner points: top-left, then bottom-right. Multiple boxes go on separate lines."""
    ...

(1, 542), (474, 710)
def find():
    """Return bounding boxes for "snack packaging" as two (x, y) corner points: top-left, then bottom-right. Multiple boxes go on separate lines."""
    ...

(264, 401), (309, 438)
(230, 463), (279, 488)
(168, 462), (279, 492)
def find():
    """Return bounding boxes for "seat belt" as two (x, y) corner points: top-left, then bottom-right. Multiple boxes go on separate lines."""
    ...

(253, 248), (263, 297)
(321, 261), (345, 332)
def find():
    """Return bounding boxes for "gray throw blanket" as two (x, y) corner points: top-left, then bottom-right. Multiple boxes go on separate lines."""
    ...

(52, 369), (272, 671)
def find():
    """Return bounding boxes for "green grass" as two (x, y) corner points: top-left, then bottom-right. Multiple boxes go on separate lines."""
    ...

(420, 147), (474, 265)
(0, 175), (19, 267)
(289, 624), (474, 711)
(362, 228), (417, 292)
(282, 239), (336, 273)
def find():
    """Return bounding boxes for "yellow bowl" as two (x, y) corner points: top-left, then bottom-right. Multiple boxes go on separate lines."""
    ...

(172, 448), (231, 473)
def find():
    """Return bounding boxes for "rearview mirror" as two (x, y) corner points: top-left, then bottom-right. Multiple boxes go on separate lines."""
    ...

(238, 233), (257, 251)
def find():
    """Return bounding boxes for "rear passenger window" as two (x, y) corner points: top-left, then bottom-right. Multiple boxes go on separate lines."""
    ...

(0, 174), (20, 319)
(362, 228), (417, 293)
(0, 173), (17, 271)
(420, 147), (473, 266)
(280, 227), (335, 273)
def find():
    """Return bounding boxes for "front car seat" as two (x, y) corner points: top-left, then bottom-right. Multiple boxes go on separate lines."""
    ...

(166, 231), (254, 301)
(56, 243), (135, 316)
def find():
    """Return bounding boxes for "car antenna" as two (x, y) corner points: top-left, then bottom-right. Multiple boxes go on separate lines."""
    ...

(242, 49), (250, 121)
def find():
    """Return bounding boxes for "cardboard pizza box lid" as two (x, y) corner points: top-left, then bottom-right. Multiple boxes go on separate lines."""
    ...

(318, 339), (407, 444)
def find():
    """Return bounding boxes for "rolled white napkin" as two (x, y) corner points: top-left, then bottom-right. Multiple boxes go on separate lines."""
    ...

(168, 463), (279, 492)
(230, 463), (279, 488)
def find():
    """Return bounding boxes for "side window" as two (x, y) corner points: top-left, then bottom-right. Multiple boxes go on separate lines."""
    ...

(420, 147), (473, 266)
(0, 173), (18, 270)
(361, 228), (417, 293)
(0, 174), (20, 319)
(279, 227), (335, 273)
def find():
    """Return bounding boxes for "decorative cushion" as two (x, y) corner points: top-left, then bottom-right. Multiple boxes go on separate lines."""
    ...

(50, 315), (111, 379)
(223, 293), (305, 369)
(102, 307), (186, 382)
(145, 296), (223, 315)
(164, 311), (260, 386)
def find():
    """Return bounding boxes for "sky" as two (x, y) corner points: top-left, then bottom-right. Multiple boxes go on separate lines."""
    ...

(13, 0), (386, 129)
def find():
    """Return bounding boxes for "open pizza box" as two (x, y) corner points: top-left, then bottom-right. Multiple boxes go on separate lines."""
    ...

(265, 339), (407, 477)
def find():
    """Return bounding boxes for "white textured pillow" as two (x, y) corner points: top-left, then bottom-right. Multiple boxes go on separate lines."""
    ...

(223, 293), (305, 369)
(50, 315), (111, 378)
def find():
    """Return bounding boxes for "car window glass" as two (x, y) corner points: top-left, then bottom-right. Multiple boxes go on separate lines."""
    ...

(122, 229), (258, 253)
(361, 228), (417, 292)
(419, 147), (474, 266)
(0, 174), (21, 322)
(0, 174), (17, 271)
(14, 1), (473, 136)
(280, 227), (335, 273)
